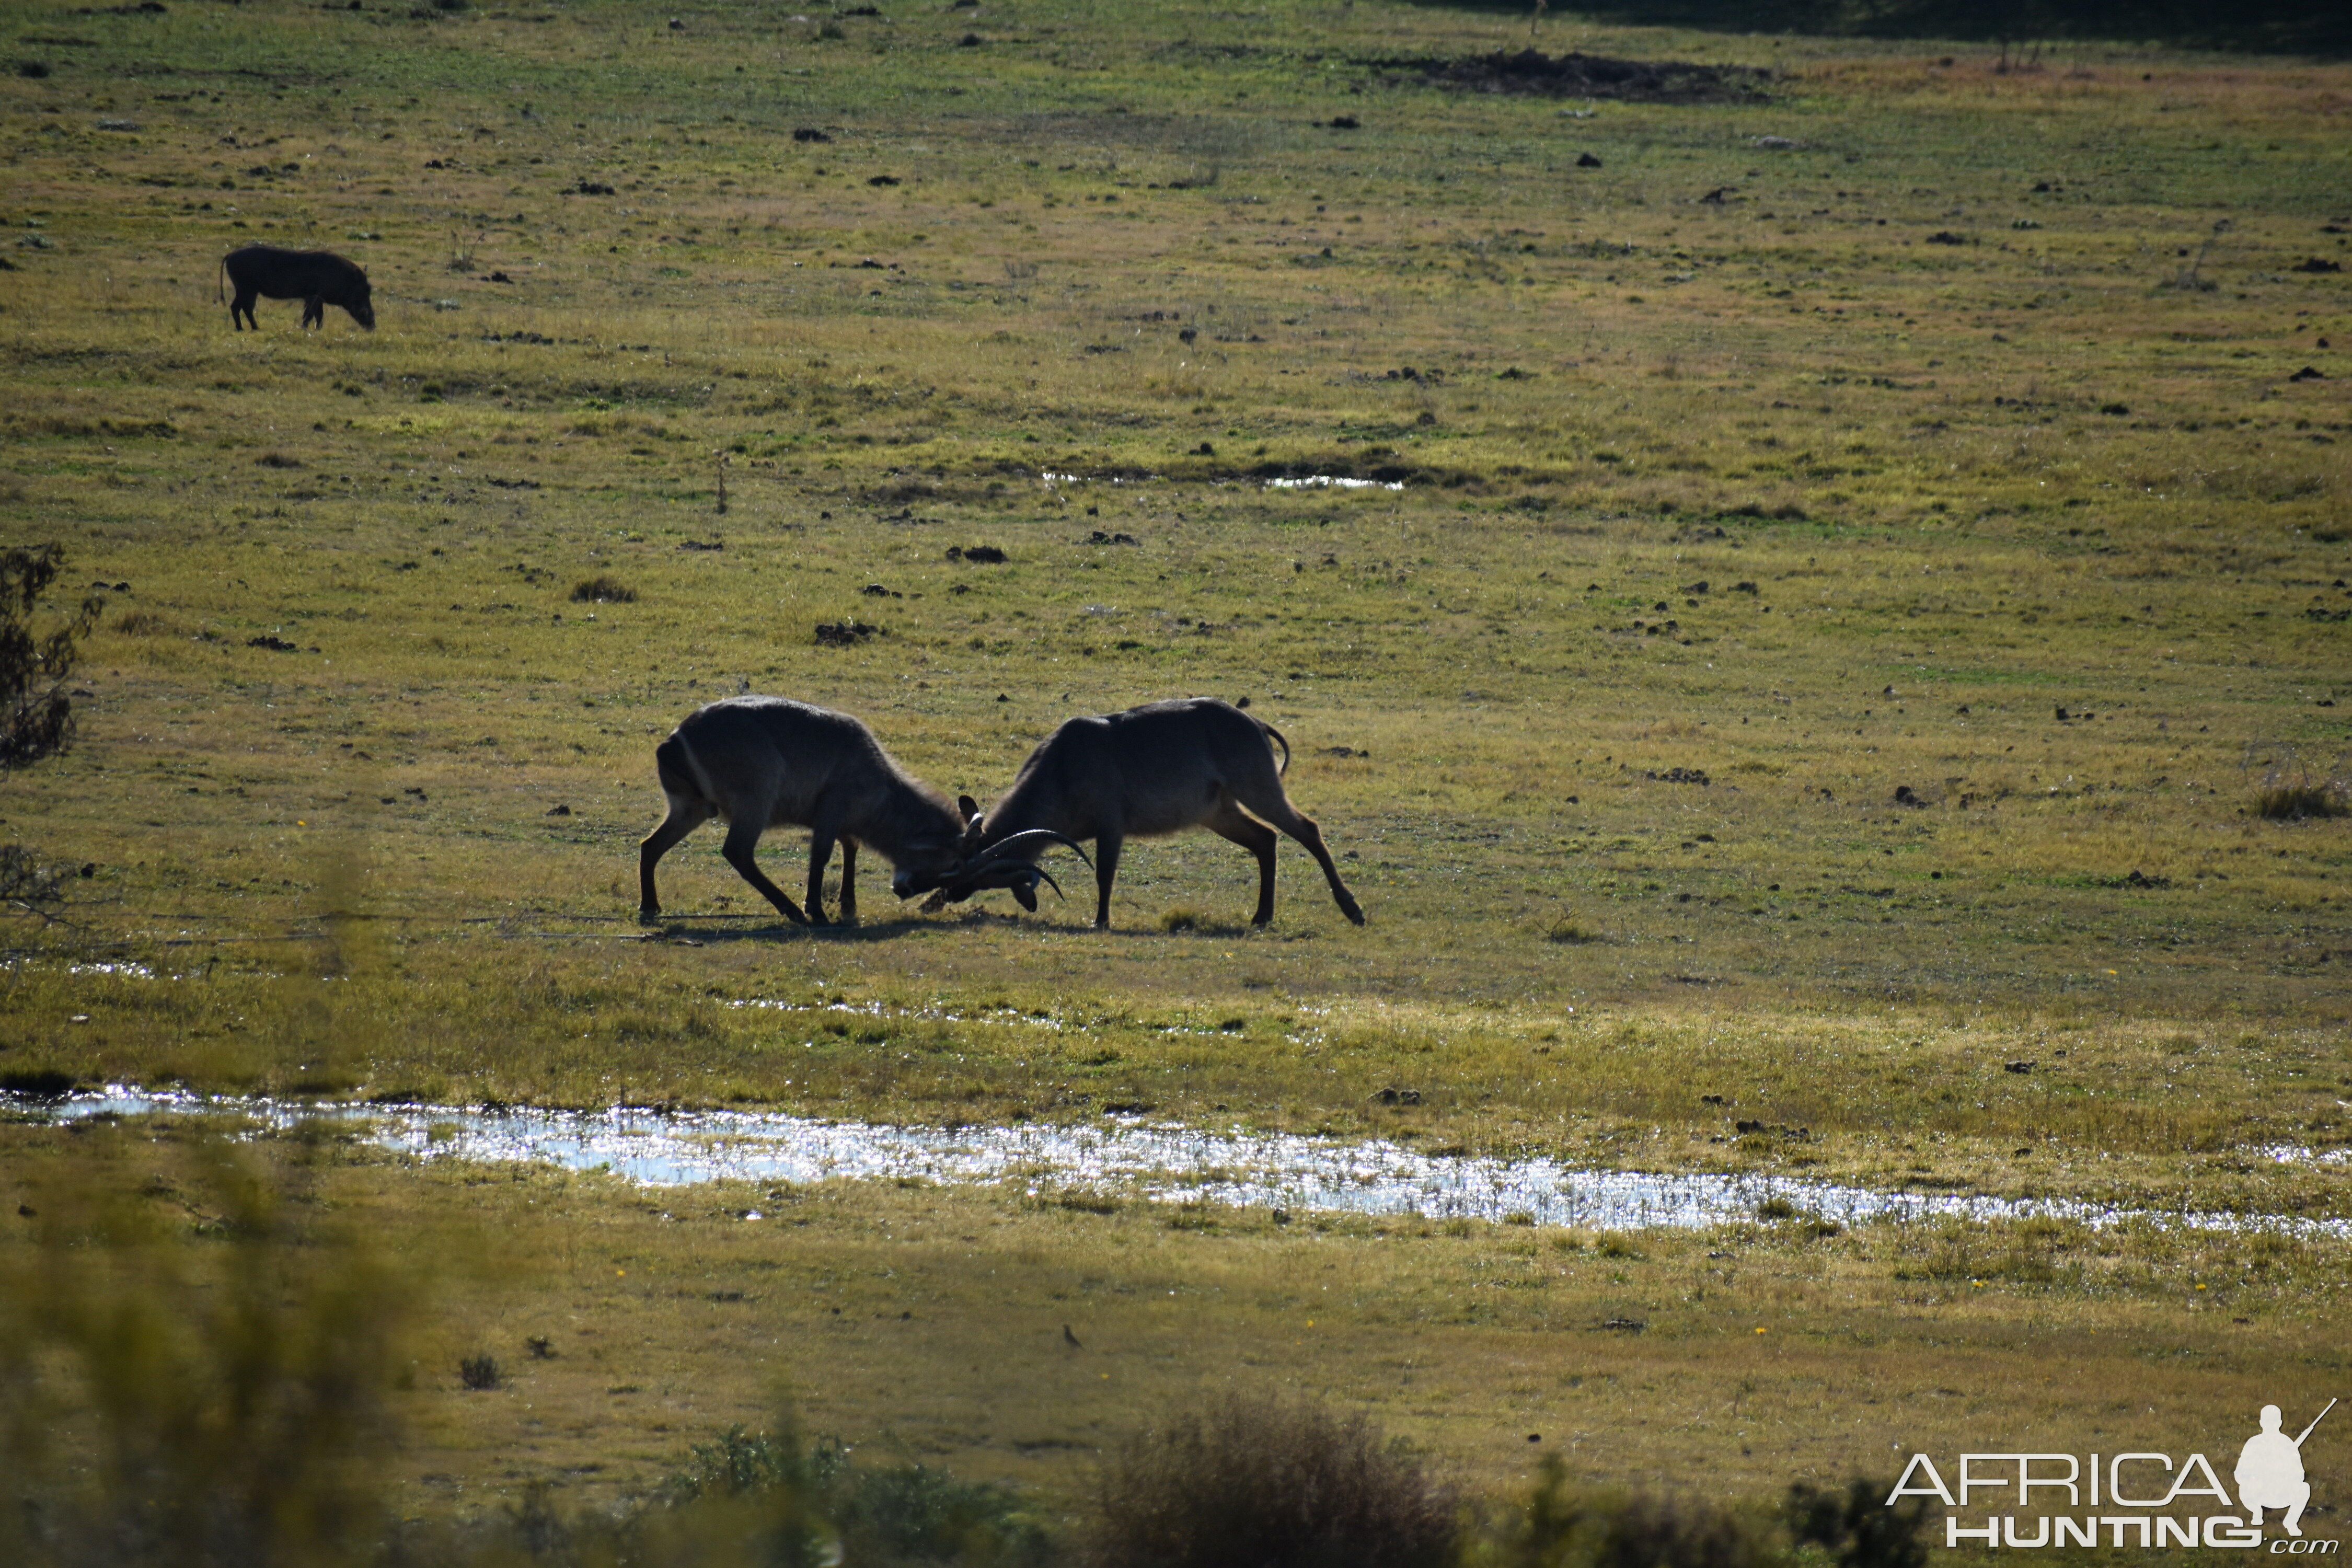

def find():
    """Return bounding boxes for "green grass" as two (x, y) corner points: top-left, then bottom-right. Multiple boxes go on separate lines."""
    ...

(1, 0), (2348, 1530)
(6, 1122), (2346, 1526)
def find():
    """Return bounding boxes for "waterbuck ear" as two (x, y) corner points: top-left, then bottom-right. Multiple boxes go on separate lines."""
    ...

(958, 795), (982, 825)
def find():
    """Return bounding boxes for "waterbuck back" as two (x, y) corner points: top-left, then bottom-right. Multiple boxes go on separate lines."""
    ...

(960, 697), (1364, 929)
(638, 696), (964, 926)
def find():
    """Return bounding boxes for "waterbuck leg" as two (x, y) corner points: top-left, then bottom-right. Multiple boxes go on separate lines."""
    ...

(805, 825), (837, 925)
(1092, 834), (1123, 929)
(721, 818), (810, 925)
(803, 824), (856, 926)
(638, 797), (714, 918)
(1207, 798), (1281, 926)
(1229, 787), (1365, 926)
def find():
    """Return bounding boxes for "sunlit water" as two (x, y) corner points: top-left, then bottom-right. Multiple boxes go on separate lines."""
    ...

(1263, 475), (1405, 492)
(8, 1088), (2343, 1238)
(1036, 470), (1405, 493)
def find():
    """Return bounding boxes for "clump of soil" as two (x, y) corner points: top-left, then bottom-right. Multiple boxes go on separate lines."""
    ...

(1373, 48), (1771, 104)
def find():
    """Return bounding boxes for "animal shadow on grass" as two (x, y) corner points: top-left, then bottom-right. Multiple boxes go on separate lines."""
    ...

(643, 915), (944, 946)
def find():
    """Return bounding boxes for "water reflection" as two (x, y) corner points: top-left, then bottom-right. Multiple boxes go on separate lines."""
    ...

(11, 1088), (2341, 1238)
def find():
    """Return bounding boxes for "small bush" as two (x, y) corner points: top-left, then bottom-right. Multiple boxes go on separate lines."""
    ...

(656, 1421), (1046, 1567)
(0, 844), (68, 917)
(1081, 1390), (1458, 1568)
(1788, 1477), (1932, 1568)
(110, 608), (179, 636)
(2256, 781), (2348, 821)
(1482, 1456), (1782, 1568)
(458, 1353), (500, 1390)
(834, 1456), (1051, 1565)
(569, 575), (637, 604)
(2, 544), (100, 771)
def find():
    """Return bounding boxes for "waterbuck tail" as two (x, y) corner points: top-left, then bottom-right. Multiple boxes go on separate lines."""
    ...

(216, 255), (226, 304)
(1258, 719), (1291, 776)
(652, 733), (697, 799)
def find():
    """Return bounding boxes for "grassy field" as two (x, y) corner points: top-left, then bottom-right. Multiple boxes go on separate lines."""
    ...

(2, 0), (2348, 1539)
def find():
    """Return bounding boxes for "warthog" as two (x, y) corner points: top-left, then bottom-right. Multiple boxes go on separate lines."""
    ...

(217, 244), (375, 331)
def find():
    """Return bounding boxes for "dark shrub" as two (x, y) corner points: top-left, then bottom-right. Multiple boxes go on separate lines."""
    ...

(1789, 1478), (1931, 1568)
(569, 575), (637, 604)
(1, 544), (100, 770)
(656, 1421), (1045, 1566)
(1081, 1390), (1458, 1568)
(1486, 1455), (1779, 1568)
(834, 1457), (1051, 1565)
(2257, 780), (2348, 820)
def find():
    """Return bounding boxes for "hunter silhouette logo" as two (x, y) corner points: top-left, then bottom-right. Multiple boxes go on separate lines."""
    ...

(2241, 1400), (2334, 1538)
(1887, 1397), (2338, 1550)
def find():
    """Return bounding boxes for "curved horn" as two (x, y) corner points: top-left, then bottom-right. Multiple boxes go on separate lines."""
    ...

(956, 858), (1067, 900)
(975, 828), (1093, 870)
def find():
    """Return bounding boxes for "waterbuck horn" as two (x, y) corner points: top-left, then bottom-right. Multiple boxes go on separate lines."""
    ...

(974, 828), (1093, 869)
(923, 829), (1089, 910)
(917, 859), (1064, 911)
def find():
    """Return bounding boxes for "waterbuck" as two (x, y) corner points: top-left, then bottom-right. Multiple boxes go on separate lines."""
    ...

(217, 244), (376, 332)
(935, 698), (1366, 930)
(639, 696), (1080, 925)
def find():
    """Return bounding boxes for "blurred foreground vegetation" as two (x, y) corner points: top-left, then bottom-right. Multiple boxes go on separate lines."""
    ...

(3, 1138), (1941, 1566)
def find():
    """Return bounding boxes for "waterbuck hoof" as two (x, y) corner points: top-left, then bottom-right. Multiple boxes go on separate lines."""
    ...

(636, 907), (663, 925)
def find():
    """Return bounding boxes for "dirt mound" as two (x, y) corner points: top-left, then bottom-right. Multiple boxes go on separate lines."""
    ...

(1375, 48), (1771, 104)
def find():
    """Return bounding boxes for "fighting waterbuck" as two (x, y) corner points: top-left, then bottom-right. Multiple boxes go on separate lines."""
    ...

(935, 698), (1366, 930)
(217, 245), (376, 332)
(638, 696), (1080, 926)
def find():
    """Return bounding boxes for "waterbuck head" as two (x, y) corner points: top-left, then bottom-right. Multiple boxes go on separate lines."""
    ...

(886, 828), (972, 902)
(907, 794), (1090, 912)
